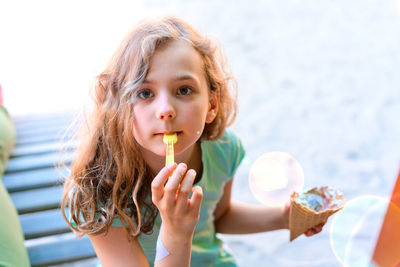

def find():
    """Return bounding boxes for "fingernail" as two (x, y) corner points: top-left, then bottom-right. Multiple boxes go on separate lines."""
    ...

(178, 163), (187, 170)
(167, 163), (176, 169)
(187, 169), (196, 178)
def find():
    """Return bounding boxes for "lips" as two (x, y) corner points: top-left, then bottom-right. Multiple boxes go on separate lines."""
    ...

(155, 131), (182, 136)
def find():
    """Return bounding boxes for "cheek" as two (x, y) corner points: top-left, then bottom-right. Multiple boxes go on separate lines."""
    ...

(131, 119), (141, 143)
(133, 105), (151, 124)
(132, 107), (149, 139)
(184, 103), (209, 128)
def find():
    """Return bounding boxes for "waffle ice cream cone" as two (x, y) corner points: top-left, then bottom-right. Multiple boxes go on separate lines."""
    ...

(289, 186), (345, 241)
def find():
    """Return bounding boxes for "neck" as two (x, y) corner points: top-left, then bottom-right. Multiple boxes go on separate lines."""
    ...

(142, 142), (202, 178)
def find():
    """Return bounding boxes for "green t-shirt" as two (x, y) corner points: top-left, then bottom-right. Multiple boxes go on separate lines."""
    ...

(112, 129), (245, 267)
(0, 106), (30, 267)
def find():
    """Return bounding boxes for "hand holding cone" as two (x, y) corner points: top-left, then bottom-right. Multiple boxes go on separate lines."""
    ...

(289, 186), (345, 241)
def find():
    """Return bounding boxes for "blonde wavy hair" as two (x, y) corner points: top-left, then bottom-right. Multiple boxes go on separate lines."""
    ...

(61, 16), (237, 239)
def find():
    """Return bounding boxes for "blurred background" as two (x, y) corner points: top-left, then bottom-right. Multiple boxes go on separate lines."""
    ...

(1, 0), (399, 266)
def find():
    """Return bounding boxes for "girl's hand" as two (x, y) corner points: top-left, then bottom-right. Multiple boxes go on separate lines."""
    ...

(151, 163), (203, 247)
(304, 223), (325, 237)
(284, 202), (326, 237)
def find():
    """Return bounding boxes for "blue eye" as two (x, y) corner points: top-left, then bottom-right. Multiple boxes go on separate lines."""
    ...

(137, 89), (154, 99)
(177, 86), (193, 96)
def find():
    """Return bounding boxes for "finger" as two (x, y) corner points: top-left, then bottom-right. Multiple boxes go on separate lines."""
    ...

(164, 163), (187, 204)
(304, 229), (314, 236)
(285, 202), (290, 212)
(151, 163), (176, 203)
(284, 202), (290, 229)
(176, 169), (197, 212)
(314, 224), (323, 233)
(189, 185), (203, 217)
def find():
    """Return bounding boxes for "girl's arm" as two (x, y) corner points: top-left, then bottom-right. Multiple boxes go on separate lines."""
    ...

(89, 163), (203, 267)
(214, 179), (322, 235)
(89, 227), (149, 267)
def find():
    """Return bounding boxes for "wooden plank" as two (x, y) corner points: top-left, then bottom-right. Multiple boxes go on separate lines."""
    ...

(14, 114), (74, 132)
(5, 151), (74, 174)
(15, 133), (71, 147)
(10, 186), (63, 214)
(47, 257), (98, 267)
(7, 112), (99, 267)
(12, 111), (77, 129)
(3, 168), (66, 193)
(20, 209), (71, 240)
(16, 124), (70, 139)
(12, 113), (79, 146)
(11, 140), (76, 158)
(14, 120), (71, 133)
(15, 135), (61, 146)
(26, 233), (96, 266)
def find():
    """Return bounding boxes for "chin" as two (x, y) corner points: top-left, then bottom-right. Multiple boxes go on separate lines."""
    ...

(175, 140), (197, 156)
(153, 148), (168, 157)
(137, 142), (165, 158)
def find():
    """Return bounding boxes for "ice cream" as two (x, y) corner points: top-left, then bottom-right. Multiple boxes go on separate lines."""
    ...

(289, 186), (345, 241)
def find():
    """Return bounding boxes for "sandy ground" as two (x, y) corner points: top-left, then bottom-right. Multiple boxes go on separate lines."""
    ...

(55, 1), (400, 266)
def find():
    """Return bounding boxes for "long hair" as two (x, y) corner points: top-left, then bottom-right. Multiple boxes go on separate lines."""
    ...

(61, 16), (237, 239)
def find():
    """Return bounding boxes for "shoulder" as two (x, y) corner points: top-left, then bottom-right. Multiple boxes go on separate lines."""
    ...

(219, 128), (243, 148)
(205, 129), (244, 156)
(202, 129), (245, 177)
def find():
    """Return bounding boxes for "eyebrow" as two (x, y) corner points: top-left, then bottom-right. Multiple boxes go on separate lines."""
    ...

(143, 74), (199, 84)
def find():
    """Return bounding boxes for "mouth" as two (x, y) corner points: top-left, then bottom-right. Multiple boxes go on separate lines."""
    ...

(155, 131), (183, 136)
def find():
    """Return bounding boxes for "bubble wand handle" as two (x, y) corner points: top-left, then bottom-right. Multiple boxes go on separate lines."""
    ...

(165, 141), (174, 166)
(163, 133), (177, 166)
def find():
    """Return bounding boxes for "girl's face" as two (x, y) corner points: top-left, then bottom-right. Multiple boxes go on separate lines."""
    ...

(132, 40), (218, 159)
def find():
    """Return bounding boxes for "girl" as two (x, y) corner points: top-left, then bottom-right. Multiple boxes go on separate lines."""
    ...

(61, 17), (323, 267)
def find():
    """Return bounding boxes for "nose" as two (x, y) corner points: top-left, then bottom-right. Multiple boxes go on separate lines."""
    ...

(156, 94), (176, 120)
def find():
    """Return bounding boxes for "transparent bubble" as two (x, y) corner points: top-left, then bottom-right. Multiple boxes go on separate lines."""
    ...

(329, 195), (398, 267)
(248, 151), (304, 205)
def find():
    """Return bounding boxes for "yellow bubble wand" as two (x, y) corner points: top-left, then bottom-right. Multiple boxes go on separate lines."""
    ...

(163, 133), (177, 166)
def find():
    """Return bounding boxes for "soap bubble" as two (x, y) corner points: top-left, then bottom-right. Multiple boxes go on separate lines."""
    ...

(248, 152), (304, 205)
(330, 195), (396, 267)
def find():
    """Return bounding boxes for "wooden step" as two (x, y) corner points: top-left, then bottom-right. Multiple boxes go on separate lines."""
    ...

(7, 111), (99, 267)
(11, 140), (76, 158)
(16, 124), (71, 139)
(15, 131), (75, 147)
(26, 233), (96, 266)
(5, 151), (74, 174)
(12, 112), (77, 130)
(20, 209), (71, 240)
(10, 186), (64, 214)
(3, 168), (67, 193)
